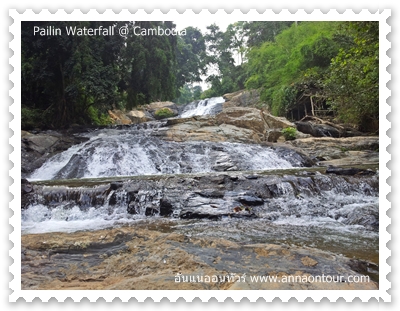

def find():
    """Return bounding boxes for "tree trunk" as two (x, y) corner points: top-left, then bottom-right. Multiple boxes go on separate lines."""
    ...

(310, 95), (315, 116)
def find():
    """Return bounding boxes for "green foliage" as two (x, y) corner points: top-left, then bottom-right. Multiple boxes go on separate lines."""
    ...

(243, 21), (293, 47)
(282, 127), (297, 141)
(155, 108), (175, 119)
(22, 21), (125, 128)
(244, 21), (378, 131)
(175, 27), (206, 88)
(245, 22), (340, 116)
(21, 107), (46, 130)
(87, 106), (112, 126)
(323, 22), (379, 131)
(21, 20), (379, 132)
(200, 23), (247, 97)
(122, 21), (178, 109)
(175, 84), (203, 104)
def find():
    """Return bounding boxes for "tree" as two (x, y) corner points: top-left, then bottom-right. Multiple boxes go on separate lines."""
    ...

(324, 22), (379, 131)
(245, 22), (340, 116)
(122, 21), (178, 109)
(175, 27), (206, 97)
(22, 21), (124, 129)
(201, 23), (247, 97)
(243, 21), (293, 47)
(174, 84), (203, 104)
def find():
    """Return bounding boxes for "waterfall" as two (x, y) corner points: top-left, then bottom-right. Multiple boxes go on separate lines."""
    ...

(23, 95), (379, 268)
(22, 171), (379, 264)
(29, 126), (308, 181)
(180, 97), (225, 118)
(29, 138), (300, 181)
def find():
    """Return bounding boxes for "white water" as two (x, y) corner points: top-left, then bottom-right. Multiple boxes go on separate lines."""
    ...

(22, 186), (379, 262)
(29, 133), (297, 181)
(30, 96), (302, 181)
(23, 96), (379, 265)
(180, 97), (225, 118)
(22, 203), (148, 234)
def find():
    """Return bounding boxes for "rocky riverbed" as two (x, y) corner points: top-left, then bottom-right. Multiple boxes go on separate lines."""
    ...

(20, 95), (380, 290)
(22, 225), (378, 290)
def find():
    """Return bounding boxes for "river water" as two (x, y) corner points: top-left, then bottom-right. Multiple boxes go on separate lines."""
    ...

(22, 97), (379, 267)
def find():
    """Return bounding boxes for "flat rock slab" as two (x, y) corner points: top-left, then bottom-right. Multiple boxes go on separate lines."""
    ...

(21, 227), (378, 290)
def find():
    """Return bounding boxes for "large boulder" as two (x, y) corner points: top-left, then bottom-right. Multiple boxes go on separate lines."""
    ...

(295, 117), (363, 138)
(108, 110), (132, 125)
(145, 101), (179, 118)
(153, 118), (263, 144)
(223, 89), (263, 108)
(285, 136), (379, 165)
(262, 111), (295, 129)
(216, 106), (268, 134)
(155, 106), (296, 144)
(21, 131), (89, 178)
(126, 110), (154, 124)
(295, 121), (341, 138)
(222, 90), (243, 102)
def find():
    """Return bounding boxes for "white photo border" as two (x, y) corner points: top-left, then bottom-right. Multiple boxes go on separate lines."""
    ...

(9, 9), (391, 302)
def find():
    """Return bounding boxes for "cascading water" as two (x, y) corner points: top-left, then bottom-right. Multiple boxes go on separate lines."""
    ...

(22, 170), (379, 265)
(22, 96), (379, 268)
(180, 97), (225, 118)
(29, 123), (304, 181)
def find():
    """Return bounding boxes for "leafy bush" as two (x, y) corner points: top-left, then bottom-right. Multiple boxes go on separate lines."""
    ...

(282, 127), (297, 141)
(154, 108), (175, 119)
(87, 106), (113, 126)
(21, 107), (46, 130)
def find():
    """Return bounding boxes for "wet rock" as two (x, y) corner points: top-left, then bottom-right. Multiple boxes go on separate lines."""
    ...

(295, 121), (340, 138)
(145, 207), (158, 216)
(273, 146), (315, 167)
(125, 110), (154, 124)
(195, 190), (225, 198)
(326, 166), (375, 176)
(341, 205), (379, 231)
(200, 175), (227, 185)
(127, 202), (137, 214)
(238, 195), (264, 206)
(21, 227), (378, 290)
(21, 131), (89, 178)
(285, 136), (379, 166)
(25, 168), (378, 228)
(108, 193), (118, 206)
(21, 179), (35, 209)
(159, 199), (173, 216)
(110, 182), (123, 190)
(212, 162), (236, 171)
(21, 178), (33, 194)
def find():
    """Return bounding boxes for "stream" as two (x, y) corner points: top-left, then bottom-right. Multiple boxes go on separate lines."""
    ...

(22, 97), (379, 270)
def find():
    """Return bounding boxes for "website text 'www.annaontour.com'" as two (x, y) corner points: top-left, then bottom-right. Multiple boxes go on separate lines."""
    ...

(174, 273), (371, 284)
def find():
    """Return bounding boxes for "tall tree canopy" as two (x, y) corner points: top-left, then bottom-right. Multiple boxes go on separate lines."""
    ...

(243, 21), (379, 131)
(324, 22), (379, 131)
(22, 20), (379, 132)
(121, 21), (178, 109)
(22, 21), (124, 128)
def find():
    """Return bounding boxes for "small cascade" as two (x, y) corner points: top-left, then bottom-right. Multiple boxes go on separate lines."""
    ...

(29, 95), (310, 181)
(29, 132), (308, 181)
(22, 171), (379, 233)
(180, 97), (225, 118)
(22, 94), (379, 267)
